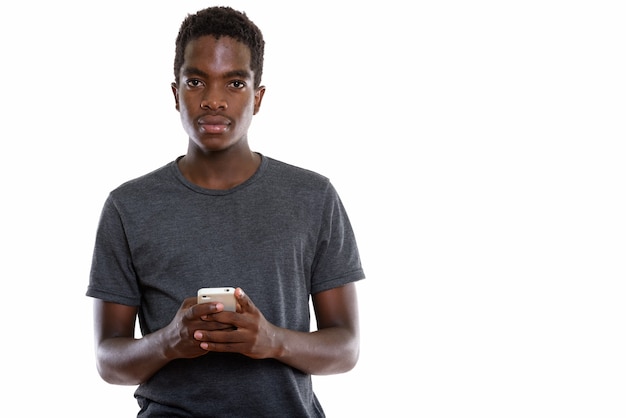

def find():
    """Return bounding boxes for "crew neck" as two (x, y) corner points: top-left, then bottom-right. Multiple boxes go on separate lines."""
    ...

(170, 153), (267, 196)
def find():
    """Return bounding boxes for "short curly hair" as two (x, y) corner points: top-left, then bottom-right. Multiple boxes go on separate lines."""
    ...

(173, 6), (265, 89)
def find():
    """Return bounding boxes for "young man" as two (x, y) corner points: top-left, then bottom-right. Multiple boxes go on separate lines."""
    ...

(87, 6), (365, 417)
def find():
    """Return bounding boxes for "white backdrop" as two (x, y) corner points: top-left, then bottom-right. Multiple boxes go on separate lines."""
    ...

(1, 1), (625, 416)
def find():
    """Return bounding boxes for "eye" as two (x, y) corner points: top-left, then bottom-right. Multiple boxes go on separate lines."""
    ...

(185, 79), (204, 88)
(229, 80), (246, 89)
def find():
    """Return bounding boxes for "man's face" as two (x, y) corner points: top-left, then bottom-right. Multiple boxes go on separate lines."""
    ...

(172, 35), (264, 154)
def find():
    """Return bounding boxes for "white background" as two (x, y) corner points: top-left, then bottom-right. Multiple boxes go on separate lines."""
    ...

(1, 1), (625, 416)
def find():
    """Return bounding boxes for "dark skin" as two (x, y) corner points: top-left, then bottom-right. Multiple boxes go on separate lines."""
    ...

(93, 35), (360, 385)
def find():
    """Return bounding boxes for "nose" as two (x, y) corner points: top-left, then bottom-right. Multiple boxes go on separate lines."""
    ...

(200, 91), (227, 111)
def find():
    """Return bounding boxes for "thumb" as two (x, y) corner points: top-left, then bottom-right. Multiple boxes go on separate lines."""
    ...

(235, 287), (254, 312)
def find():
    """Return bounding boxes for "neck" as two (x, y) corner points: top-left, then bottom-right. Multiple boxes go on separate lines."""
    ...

(178, 149), (260, 190)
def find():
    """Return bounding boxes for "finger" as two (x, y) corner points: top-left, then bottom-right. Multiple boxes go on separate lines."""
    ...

(234, 287), (253, 312)
(181, 296), (204, 321)
(194, 331), (212, 352)
(194, 328), (240, 343)
(192, 302), (226, 320)
(180, 296), (198, 309)
(193, 329), (234, 341)
(197, 321), (237, 331)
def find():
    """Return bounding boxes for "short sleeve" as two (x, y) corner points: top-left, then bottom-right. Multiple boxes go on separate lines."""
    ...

(86, 194), (141, 306)
(310, 182), (365, 294)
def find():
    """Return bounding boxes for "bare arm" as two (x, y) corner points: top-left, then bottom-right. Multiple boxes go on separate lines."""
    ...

(194, 283), (360, 375)
(93, 297), (231, 385)
(281, 283), (361, 374)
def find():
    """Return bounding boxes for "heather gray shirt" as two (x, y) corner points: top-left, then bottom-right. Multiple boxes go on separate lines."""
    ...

(87, 155), (365, 417)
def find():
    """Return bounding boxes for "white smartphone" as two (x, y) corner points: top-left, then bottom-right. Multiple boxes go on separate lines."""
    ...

(197, 287), (237, 312)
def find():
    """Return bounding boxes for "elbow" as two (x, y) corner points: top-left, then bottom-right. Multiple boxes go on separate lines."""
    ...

(324, 333), (359, 375)
(95, 355), (144, 386)
(96, 360), (123, 385)
(341, 340), (360, 373)
(96, 363), (143, 386)
(96, 361), (117, 384)
(95, 347), (119, 384)
(332, 325), (360, 374)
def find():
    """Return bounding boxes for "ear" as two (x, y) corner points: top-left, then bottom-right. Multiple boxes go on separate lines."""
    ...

(171, 82), (180, 111)
(253, 86), (266, 115)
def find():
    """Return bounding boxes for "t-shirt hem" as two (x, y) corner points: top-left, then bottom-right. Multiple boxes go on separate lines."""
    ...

(311, 269), (365, 294)
(86, 286), (140, 306)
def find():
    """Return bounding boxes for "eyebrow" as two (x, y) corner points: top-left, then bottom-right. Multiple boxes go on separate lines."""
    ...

(182, 66), (252, 80)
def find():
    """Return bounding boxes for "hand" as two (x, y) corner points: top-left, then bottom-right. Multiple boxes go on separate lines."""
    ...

(163, 296), (238, 360)
(192, 288), (280, 360)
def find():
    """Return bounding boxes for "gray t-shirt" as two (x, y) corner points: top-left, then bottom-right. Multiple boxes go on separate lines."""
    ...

(87, 155), (365, 417)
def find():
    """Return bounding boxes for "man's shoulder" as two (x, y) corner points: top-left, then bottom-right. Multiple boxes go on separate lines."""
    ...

(111, 160), (176, 197)
(265, 156), (329, 185)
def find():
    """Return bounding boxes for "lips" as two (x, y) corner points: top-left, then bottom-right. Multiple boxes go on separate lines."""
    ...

(198, 115), (231, 134)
